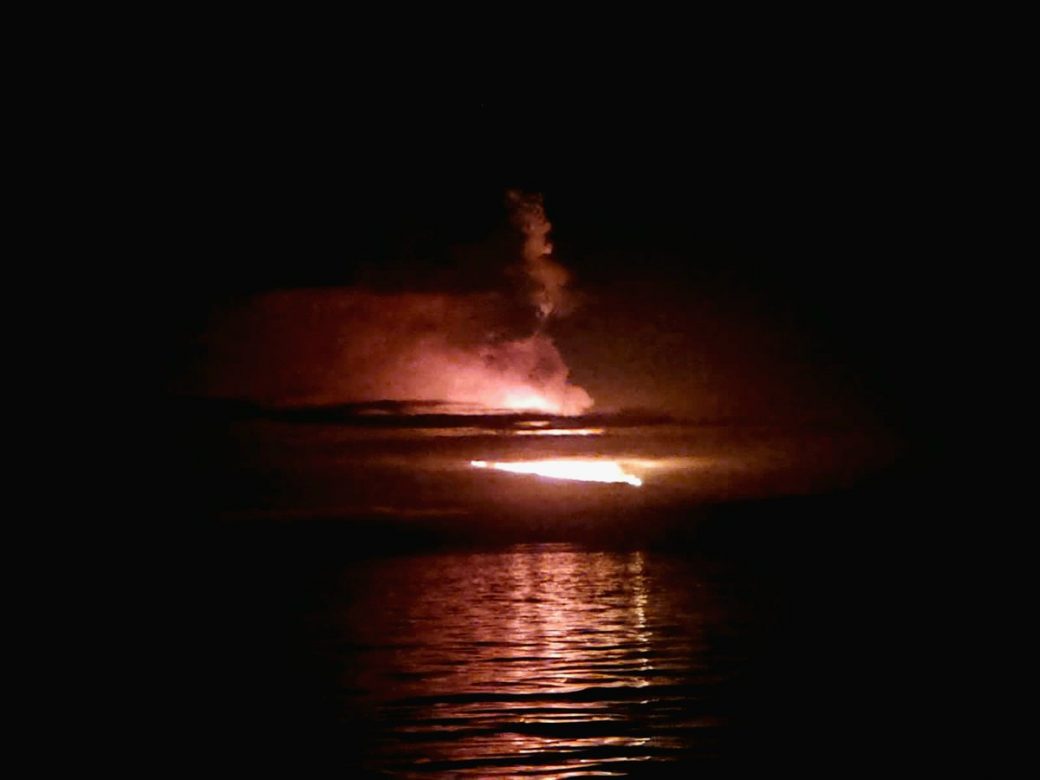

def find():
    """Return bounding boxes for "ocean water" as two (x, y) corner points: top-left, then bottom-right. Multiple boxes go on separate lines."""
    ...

(320, 545), (738, 774)
(169, 414), (910, 773)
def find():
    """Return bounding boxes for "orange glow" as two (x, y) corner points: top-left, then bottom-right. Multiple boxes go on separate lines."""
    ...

(499, 390), (562, 414)
(471, 458), (643, 487)
(513, 427), (604, 437)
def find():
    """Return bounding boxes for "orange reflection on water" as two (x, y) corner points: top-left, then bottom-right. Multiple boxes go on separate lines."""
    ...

(346, 545), (711, 773)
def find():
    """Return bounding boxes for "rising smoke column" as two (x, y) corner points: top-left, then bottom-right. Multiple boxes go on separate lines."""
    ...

(507, 190), (573, 322)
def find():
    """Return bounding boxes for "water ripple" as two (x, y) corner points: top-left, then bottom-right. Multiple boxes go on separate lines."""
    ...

(304, 543), (747, 774)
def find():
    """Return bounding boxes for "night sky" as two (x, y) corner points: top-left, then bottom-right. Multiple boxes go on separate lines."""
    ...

(157, 86), (960, 459)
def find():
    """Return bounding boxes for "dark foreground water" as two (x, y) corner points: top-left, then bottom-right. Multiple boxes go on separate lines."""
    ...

(317, 545), (734, 774)
(158, 413), (928, 773)
(169, 490), (924, 775)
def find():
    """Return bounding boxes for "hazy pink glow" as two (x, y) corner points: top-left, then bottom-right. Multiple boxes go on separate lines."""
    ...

(196, 192), (594, 415)
(193, 190), (594, 416)
(200, 290), (593, 414)
(470, 459), (642, 487)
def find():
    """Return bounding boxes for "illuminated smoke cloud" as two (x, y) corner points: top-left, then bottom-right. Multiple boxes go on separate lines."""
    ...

(200, 290), (593, 414)
(320, 289), (592, 413)
(195, 193), (593, 415)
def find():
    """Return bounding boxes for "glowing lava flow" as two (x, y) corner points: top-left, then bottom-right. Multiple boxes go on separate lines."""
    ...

(470, 459), (642, 487)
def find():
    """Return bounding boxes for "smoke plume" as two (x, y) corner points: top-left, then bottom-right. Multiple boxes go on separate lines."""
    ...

(195, 192), (593, 415)
(507, 190), (572, 321)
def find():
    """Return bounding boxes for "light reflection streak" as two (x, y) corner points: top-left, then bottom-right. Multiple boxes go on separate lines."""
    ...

(471, 459), (643, 486)
(513, 427), (605, 437)
(405, 426), (605, 438)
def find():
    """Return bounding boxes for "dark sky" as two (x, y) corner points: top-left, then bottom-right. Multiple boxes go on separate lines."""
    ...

(158, 86), (960, 441)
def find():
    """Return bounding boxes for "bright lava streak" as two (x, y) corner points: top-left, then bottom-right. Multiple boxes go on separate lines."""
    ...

(471, 459), (643, 487)
(513, 428), (605, 437)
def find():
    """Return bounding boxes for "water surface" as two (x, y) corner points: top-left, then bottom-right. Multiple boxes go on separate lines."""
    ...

(281, 543), (781, 775)
(172, 411), (910, 773)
